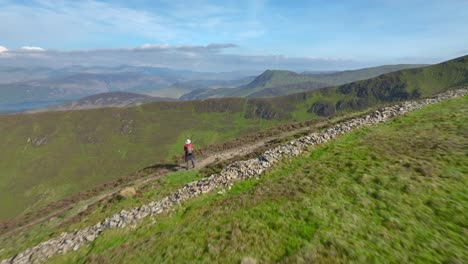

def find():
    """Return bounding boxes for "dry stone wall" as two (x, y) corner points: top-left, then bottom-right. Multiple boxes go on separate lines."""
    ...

(2, 87), (467, 264)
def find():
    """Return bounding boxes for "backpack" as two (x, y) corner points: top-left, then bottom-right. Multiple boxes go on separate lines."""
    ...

(187, 144), (193, 154)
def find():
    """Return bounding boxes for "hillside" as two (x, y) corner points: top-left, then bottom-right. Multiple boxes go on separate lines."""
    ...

(248, 55), (467, 119)
(302, 64), (429, 84)
(180, 64), (427, 99)
(0, 55), (466, 222)
(55, 95), (468, 263)
(37, 92), (176, 112)
(4, 90), (466, 263)
(247, 80), (330, 98)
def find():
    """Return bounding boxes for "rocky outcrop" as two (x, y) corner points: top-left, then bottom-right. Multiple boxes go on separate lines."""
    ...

(120, 119), (134, 135)
(307, 100), (336, 116)
(2, 87), (467, 264)
(27, 137), (48, 147)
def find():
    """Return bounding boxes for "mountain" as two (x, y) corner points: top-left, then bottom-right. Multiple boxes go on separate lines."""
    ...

(180, 70), (328, 99)
(148, 76), (256, 99)
(0, 66), (257, 107)
(0, 72), (174, 105)
(0, 55), (466, 221)
(180, 64), (427, 99)
(35, 92), (176, 112)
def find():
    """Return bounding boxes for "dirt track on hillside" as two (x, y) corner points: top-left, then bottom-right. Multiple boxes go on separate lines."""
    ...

(0, 112), (363, 239)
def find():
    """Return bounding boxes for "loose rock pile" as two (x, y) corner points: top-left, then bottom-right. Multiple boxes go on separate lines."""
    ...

(2, 87), (467, 264)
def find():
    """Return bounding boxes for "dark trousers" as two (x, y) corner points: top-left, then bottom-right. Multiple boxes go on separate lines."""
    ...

(185, 154), (195, 169)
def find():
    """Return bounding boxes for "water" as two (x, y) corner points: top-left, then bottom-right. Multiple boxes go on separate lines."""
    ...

(0, 100), (68, 114)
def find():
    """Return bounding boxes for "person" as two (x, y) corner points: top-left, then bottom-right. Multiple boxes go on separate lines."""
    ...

(184, 139), (195, 170)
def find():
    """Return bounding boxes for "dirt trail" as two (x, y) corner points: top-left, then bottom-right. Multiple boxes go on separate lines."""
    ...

(14, 110), (373, 241)
(0, 116), (342, 239)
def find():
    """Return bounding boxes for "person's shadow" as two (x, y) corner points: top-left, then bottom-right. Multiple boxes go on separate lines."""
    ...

(139, 163), (181, 174)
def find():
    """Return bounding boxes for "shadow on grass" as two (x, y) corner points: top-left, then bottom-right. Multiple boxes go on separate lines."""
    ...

(139, 163), (181, 173)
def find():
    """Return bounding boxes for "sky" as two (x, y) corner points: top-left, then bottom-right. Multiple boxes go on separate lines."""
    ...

(0, 0), (467, 71)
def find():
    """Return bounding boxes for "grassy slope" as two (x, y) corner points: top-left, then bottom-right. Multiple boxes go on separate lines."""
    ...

(49, 94), (468, 263)
(0, 56), (466, 221)
(0, 110), (376, 260)
(303, 64), (428, 85)
(0, 169), (206, 260)
(0, 99), (281, 220)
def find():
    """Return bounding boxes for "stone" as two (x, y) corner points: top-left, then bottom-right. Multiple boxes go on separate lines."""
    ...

(85, 235), (96, 242)
(119, 187), (136, 198)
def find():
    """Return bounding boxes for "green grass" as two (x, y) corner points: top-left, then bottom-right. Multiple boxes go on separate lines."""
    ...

(0, 109), (375, 261)
(0, 55), (466, 221)
(0, 103), (278, 220)
(0, 169), (205, 260)
(47, 96), (468, 263)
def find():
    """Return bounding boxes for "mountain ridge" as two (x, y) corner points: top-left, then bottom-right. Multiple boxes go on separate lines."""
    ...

(180, 63), (428, 99)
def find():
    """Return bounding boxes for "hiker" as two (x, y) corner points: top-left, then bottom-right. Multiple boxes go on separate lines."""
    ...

(184, 139), (195, 170)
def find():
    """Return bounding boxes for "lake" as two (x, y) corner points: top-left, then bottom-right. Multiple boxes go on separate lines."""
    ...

(0, 100), (69, 114)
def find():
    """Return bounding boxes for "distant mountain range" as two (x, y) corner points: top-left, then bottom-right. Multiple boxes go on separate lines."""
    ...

(180, 64), (428, 99)
(31, 64), (425, 112)
(0, 64), (430, 113)
(0, 66), (259, 109)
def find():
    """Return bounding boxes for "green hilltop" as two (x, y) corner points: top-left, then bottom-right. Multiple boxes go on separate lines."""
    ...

(0, 55), (466, 221)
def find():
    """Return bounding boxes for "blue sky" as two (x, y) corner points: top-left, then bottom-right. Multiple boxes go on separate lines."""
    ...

(0, 0), (467, 71)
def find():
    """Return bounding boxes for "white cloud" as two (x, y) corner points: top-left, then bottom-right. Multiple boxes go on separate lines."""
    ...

(0, 46), (8, 53)
(137, 44), (171, 50)
(133, 43), (237, 53)
(20, 46), (45, 51)
(0, 0), (267, 50)
(0, 43), (363, 71)
(0, 0), (172, 48)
